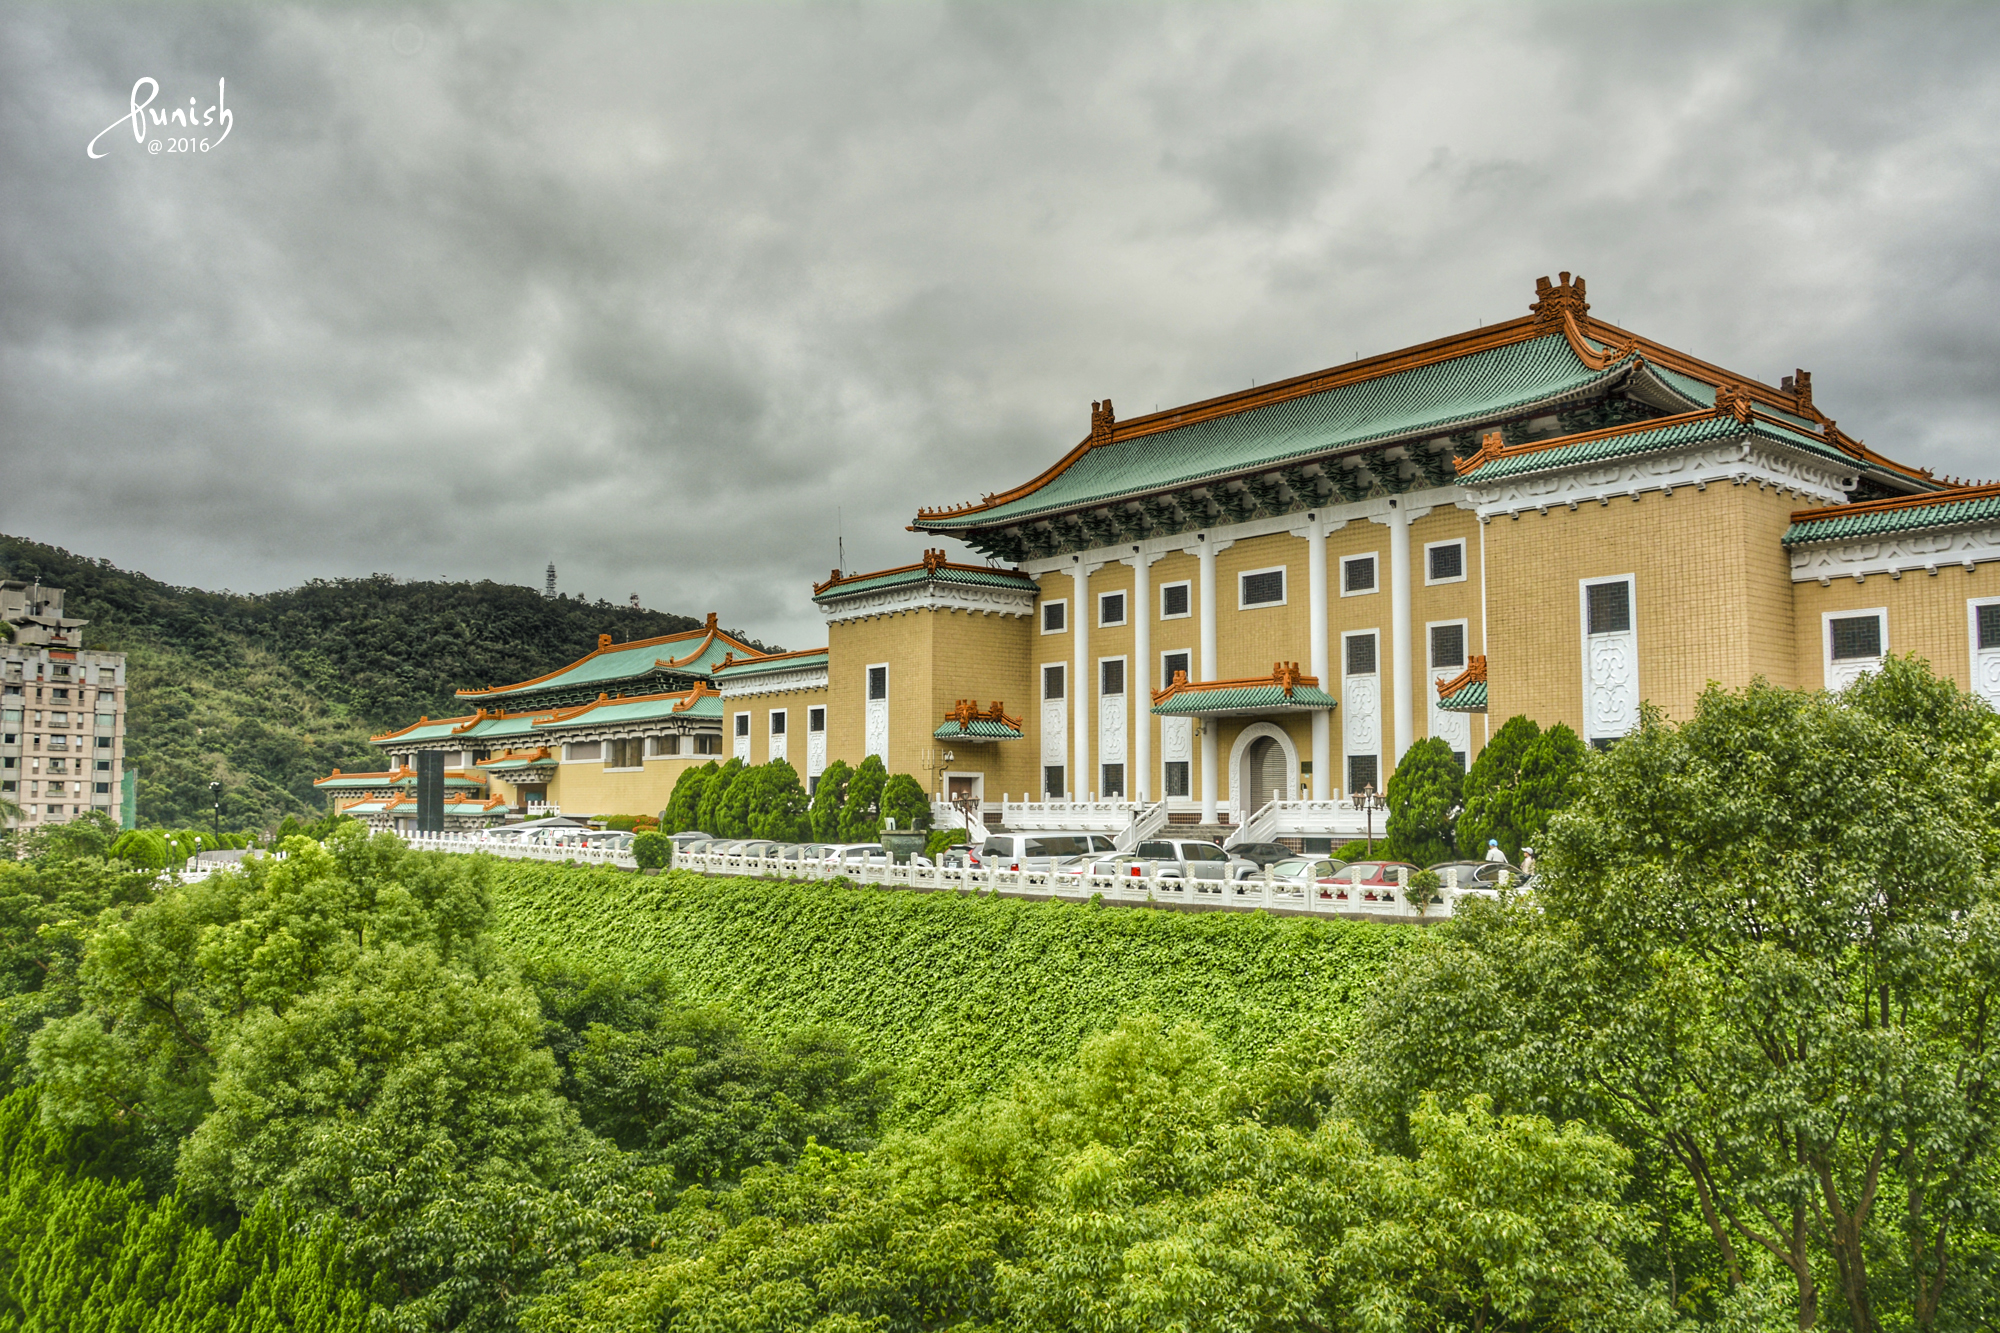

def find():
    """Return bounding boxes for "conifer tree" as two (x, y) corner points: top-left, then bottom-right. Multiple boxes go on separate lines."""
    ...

(879, 773), (933, 834)
(695, 758), (743, 835)
(837, 755), (889, 843)
(747, 760), (811, 842)
(809, 760), (852, 842)
(663, 761), (715, 834)
(1383, 737), (1463, 866)
(1454, 715), (1540, 859)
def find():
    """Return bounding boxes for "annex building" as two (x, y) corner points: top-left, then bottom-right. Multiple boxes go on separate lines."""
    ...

(322, 274), (2000, 836)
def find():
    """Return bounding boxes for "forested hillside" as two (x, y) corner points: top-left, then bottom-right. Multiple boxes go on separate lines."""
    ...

(0, 534), (770, 829)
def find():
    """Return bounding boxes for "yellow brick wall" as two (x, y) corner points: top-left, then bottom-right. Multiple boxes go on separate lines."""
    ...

(827, 612), (934, 779)
(1484, 483), (1806, 731)
(1793, 562), (2000, 691)
(1407, 505), (1486, 757)
(547, 753), (694, 820)
(927, 608), (1037, 799)
(1213, 531), (1312, 680)
(735, 684), (829, 768)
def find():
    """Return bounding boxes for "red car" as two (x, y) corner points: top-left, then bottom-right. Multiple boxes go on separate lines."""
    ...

(1315, 859), (1418, 901)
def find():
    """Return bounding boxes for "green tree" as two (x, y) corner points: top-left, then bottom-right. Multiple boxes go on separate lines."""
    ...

(745, 759), (811, 842)
(809, 759), (852, 842)
(631, 830), (672, 870)
(1354, 659), (2000, 1333)
(1509, 721), (1585, 857)
(1383, 737), (1462, 866)
(1454, 714), (1540, 858)
(715, 760), (758, 838)
(879, 772), (933, 834)
(695, 757), (743, 835)
(837, 755), (889, 843)
(663, 761), (714, 834)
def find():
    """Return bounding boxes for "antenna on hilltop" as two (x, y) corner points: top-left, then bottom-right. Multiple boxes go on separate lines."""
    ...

(544, 562), (556, 599)
(837, 507), (845, 572)
(629, 593), (640, 610)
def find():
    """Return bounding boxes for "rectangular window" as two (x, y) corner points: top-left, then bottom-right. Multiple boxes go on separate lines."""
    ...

(649, 735), (680, 756)
(1164, 761), (1190, 797)
(1098, 591), (1126, 627)
(1586, 580), (1632, 635)
(1981, 603), (2000, 650)
(95, 760), (109, 771)
(94, 736), (112, 749)
(1345, 632), (1378, 676)
(1240, 567), (1286, 607)
(1342, 554), (1377, 595)
(733, 713), (750, 737)
(1042, 600), (1067, 633)
(1426, 540), (1466, 583)
(1043, 663), (1066, 699)
(1043, 764), (1066, 797)
(1347, 754), (1380, 794)
(694, 734), (722, 755)
(867, 666), (888, 700)
(768, 711), (786, 736)
(1100, 659), (1125, 696)
(607, 739), (644, 769)
(1161, 650), (1191, 686)
(95, 713), (114, 728)
(1429, 623), (1466, 670)
(1161, 582), (1191, 619)
(565, 741), (601, 762)
(808, 706), (825, 732)
(1101, 763), (1126, 798)
(1830, 614), (1883, 661)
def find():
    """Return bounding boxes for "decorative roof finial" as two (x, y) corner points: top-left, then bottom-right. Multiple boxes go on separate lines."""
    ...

(597, 633), (613, 651)
(1780, 369), (1814, 416)
(1090, 398), (1116, 447)
(705, 612), (718, 631)
(922, 548), (946, 574)
(1529, 272), (1590, 333)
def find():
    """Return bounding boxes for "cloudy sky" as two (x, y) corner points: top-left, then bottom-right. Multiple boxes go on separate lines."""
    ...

(5, 3), (1999, 649)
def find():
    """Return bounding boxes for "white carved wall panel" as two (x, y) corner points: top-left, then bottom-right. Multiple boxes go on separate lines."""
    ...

(1098, 694), (1127, 765)
(769, 730), (786, 764)
(1585, 632), (1639, 740)
(1342, 674), (1380, 763)
(864, 699), (888, 760)
(1429, 674), (1471, 757)
(806, 730), (826, 779)
(1975, 601), (2000, 708)
(1041, 699), (1067, 771)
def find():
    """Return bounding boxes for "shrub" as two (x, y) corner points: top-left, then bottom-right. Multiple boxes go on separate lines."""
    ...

(809, 760), (852, 842)
(924, 827), (969, 857)
(837, 756), (888, 843)
(1383, 738), (1462, 866)
(880, 773), (933, 834)
(632, 831), (673, 871)
(664, 763), (715, 834)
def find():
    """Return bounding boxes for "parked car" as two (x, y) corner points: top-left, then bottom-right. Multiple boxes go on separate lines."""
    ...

(773, 843), (834, 862)
(1426, 859), (1529, 890)
(1260, 856), (1349, 890)
(668, 831), (713, 850)
(1058, 854), (1160, 881)
(1225, 840), (1297, 869)
(973, 831), (1119, 872)
(1131, 838), (1260, 885)
(1317, 859), (1420, 900)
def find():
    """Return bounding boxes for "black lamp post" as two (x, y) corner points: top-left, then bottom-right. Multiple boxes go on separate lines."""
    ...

(1354, 784), (1386, 857)
(208, 780), (223, 842)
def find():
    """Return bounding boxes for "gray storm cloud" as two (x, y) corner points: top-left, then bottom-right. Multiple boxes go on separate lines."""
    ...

(4, 3), (1999, 648)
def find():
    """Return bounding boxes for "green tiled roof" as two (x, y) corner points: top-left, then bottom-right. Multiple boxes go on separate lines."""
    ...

(1457, 412), (1853, 485)
(1437, 680), (1488, 712)
(932, 718), (1024, 740)
(537, 694), (723, 731)
(713, 649), (828, 678)
(1783, 489), (2000, 546)
(457, 629), (748, 701)
(374, 719), (467, 744)
(480, 755), (556, 771)
(814, 564), (1038, 602)
(920, 335), (1626, 529)
(1152, 683), (1339, 716)
(314, 774), (483, 790)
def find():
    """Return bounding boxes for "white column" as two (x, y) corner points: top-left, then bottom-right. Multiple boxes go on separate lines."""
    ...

(1072, 560), (1090, 799)
(1306, 517), (1331, 800)
(1197, 536), (1219, 823)
(1128, 550), (1154, 802)
(1388, 500), (1414, 764)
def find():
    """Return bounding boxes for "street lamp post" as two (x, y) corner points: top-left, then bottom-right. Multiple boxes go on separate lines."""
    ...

(1354, 783), (1386, 857)
(208, 780), (223, 844)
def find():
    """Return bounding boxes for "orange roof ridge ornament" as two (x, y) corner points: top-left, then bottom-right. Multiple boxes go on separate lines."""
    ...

(1714, 381), (1756, 424)
(942, 698), (1022, 732)
(1435, 655), (1487, 700)
(1151, 663), (1321, 705)
(1090, 397), (1116, 447)
(922, 547), (947, 574)
(1454, 429), (1506, 476)
(1530, 271), (1590, 334)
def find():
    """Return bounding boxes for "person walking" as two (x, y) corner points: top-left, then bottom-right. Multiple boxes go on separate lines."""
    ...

(1484, 838), (1507, 864)
(1520, 846), (1537, 876)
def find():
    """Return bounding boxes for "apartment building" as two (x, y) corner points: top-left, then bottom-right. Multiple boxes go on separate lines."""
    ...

(1, 580), (130, 829)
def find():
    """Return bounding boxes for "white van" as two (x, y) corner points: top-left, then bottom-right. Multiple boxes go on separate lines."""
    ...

(972, 831), (1118, 872)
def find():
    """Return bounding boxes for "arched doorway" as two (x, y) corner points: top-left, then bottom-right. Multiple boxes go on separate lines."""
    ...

(1247, 735), (1286, 813)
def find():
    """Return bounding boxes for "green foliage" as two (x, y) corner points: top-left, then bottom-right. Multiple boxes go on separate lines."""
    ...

(663, 762), (714, 835)
(631, 830), (673, 871)
(695, 758), (743, 835)
(527, 1019), (1666, 1333)
(742, 759), (811, 842)
(485, 861), (1412, 1123)
(836, 754), (888, 843)
(924, 826), (968, 857)
(878, 771), (932, 833)
(1458, 716), (1586, 861)
(1383, 737), (1462, 865)
(808, 759), (851, 842)
(0, 532), (762, 831)
(0, 1090), (374, 1332)
(1352, 658), (2000, 1331)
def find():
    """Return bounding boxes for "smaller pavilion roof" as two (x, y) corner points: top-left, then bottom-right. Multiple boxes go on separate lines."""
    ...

(711, 646), (829, 679)
(533, 683), (724, 731)
(1151, 663), (1338, 716)
(932, 700), (1024, 742)
(313, 767), (485, 791)
(1782, 480), (2000, 546)
(812, 550), (1038, 603)
(477, 747), (556, 772)
(454, 614), (765, 701)
(1434, 656), (1488, 713)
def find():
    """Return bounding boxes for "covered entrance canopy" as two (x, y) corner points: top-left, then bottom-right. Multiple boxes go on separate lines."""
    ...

(1150, 662), (1339, 717)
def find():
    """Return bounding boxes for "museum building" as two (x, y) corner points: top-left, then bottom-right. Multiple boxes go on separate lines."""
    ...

(322, 274), (2000, 833)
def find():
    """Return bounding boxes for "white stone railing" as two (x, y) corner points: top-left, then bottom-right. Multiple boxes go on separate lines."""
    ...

(1114, 800), (1170, 852)
(998, 798), (1141, 832)
(387, 832), (1500, 921)
(1226, 798), (1376, 847)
